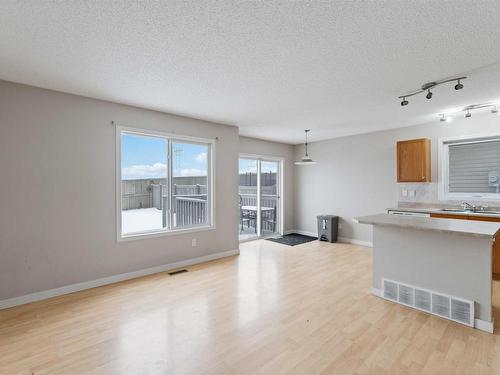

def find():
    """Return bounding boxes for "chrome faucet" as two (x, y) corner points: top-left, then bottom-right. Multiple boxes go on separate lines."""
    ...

(461, 202), (476, 211)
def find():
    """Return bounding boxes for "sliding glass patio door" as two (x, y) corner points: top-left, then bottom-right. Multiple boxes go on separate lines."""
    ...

(239, 158), (258, 240)
(260, 160), (280, 237)
(239, 157), (281, 240)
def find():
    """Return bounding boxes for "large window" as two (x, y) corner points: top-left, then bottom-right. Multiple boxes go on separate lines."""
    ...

(117, 127), (213, 239)
(439, 134), (500, 201)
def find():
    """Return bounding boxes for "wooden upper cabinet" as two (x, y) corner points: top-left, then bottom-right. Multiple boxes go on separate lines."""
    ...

(397, 138), (431, 182)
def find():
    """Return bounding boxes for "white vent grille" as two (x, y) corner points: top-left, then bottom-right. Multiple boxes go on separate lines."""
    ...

(398, 284), (414, 306)
(432, 293), (450, 318)
(381, 278), (474, 327)
(383, 280), (398, 301)
(415, 289), (431, 312)
(451, 298), (472, 325)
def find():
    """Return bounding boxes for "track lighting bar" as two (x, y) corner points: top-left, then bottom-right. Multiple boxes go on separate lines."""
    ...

(439, 114), (452, 123)
(399, 76), (467, 106)
(438, 102), (500, 122)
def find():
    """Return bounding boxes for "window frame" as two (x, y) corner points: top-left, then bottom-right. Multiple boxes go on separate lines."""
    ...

(116, 125), (216, 241)
(438, 132), (500, 201)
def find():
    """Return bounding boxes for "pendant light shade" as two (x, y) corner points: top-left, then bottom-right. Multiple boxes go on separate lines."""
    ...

(295, 129), (317, 165)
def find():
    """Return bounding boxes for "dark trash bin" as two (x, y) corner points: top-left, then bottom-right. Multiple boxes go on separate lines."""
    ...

(317, 215), (339, 243)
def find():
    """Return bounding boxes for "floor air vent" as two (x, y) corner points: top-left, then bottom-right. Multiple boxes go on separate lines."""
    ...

(398, 284), (414, 306)
(415, 289), (431, 312)
(451, 298), (472, 325)
(381, 278), (474, 327)
(432, 293), (450, 318)
(383, 279), (398, 301)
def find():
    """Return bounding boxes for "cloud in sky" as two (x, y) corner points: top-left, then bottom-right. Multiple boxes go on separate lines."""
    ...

(195, 152), (207, 163)
(122, 163), (166, 180)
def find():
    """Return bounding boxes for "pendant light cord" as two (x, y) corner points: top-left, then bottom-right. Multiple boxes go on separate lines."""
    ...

(305, 129), (309, 157)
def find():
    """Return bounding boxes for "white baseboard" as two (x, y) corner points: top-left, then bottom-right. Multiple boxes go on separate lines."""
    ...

(284, 229), (373, 248)
(338, 236), (373, 248)
(371, 287), (493, 333)
(0, 249), (240, 310)
(475, 318), (494, 333)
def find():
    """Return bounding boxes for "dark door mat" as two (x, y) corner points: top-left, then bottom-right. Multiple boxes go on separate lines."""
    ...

(266, 233), (317, 246)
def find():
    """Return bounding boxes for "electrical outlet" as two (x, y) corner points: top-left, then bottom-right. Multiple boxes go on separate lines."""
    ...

(409, 190), (416, 197)
(191, 239), (197, 247)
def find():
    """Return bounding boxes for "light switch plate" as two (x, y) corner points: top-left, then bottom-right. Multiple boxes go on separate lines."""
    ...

(191, 239), (197, 247)
(402, 189), (408, 197)
(409, 190), (416, 197)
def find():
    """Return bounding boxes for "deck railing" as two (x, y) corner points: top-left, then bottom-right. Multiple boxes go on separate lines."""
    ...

(239, 193), (277, 209)
(239, 193), (278, 233)
(121, 178), (207, 210)
(175, 196), (207, 226)
(174, 184), (207, 196)
(123, 180), (277, 231)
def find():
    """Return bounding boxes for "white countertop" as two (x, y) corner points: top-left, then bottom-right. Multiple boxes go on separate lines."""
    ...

(355, 213), (500, 239)
(387, 206), (500, 218)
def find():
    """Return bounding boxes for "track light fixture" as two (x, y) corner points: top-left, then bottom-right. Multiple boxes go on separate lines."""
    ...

(439, 114), (452, 123)
(437, 102), (500, 122)
(398, 76), (467, 106)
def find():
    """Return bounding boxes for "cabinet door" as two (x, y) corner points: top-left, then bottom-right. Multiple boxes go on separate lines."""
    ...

(468, 216), (500, 223)
(494, 238), (500, 280)
(430, 213), (469, 220)
(397, 139), (431, 182)
(468, 216), (500, 278)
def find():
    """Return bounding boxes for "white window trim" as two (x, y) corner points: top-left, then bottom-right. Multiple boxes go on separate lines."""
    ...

(116, 125), (216, 241)
(438, 131), (500, 202)
(239, 153), (285, 239)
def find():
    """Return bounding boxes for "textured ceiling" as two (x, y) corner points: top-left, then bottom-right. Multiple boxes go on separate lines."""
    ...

(1, 1), (500, 144)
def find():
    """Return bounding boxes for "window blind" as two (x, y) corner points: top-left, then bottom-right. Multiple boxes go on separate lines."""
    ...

(448, 140), (500, 194)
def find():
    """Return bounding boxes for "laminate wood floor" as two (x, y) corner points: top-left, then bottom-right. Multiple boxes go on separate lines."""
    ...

(1, 240), (500, 374)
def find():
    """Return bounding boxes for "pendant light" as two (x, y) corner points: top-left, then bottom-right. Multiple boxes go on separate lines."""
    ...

(295, 129), (317, 165)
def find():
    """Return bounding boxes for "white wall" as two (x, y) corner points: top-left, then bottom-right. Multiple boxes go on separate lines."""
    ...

(238, 136), (294, 232)
(293, 113), (500, 244)
(0, 80), (239, 301)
